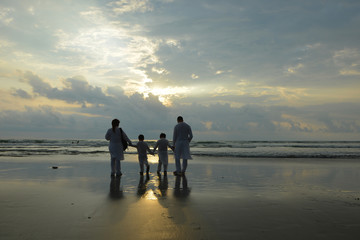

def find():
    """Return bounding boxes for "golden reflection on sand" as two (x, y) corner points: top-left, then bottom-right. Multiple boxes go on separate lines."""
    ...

(147, 155), (159, 164)
(107, 197), (179, 239)
(144, 188), (157, 200)
(105, 174), (203, 240)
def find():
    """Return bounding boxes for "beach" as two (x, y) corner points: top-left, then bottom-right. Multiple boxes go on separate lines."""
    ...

(1, 154), (360, 240)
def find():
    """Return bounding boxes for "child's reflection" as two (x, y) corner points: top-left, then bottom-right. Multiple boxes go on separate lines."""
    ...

(137, 174), (150, 197)
(157, 173), (168, 197)
(109, 176), (123, 200)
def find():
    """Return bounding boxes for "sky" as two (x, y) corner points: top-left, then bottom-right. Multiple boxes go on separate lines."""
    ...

(1, 0), (360, 141)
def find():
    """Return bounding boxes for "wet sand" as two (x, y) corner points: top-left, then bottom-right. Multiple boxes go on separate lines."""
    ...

(1, 155), (360, 239)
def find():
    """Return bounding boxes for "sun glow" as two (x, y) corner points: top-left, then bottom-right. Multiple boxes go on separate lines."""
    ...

(126, 81), (191, 106)
(149, 86), (191, 106)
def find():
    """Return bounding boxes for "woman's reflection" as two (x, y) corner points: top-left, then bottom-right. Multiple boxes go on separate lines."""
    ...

(109, 176), (123, 200)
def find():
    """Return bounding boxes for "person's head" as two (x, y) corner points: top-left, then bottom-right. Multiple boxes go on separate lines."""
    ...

(112, 119), (120, 132)
(177, 116), (183, 123)
(160, 133), (166, 139)
(138, 134), (144, 141)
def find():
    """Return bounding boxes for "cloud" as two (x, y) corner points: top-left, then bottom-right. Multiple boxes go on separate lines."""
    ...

(333, 48), (360, 76)
(0, 7), (14, 25)
(285, 63), (304, 74)
(201, 121), (213, 130)
(12, 88), (32, 99)
(191, 73), (199, 79)
(19, 72), (116, 107)
(0, 105), (73, 137)
(5, 71), (175, 138)
(109, 0), (153, 14)
(2, 72), (360, 140)
(339, 69), (360, 76)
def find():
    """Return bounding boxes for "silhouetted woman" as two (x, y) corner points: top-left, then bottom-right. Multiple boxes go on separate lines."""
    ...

(105, 119), (132, 177)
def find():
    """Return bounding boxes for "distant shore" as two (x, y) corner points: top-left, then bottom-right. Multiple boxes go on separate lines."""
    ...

(1, 155), (360, 239)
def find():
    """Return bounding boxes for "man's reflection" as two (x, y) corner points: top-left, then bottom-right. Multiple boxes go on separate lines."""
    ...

(109, 176), (123, 200)
(137, 174), (150, 197)
(173, 175), (190, 199)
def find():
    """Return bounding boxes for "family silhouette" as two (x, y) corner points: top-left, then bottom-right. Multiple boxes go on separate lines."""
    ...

(105, 116), (192, 200)
(105, 116), (193, 177)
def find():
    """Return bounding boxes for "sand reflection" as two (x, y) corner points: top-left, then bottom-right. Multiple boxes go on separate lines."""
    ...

(156, 173), (168, 197)
(137, 174), (150, 197)
(106, 174), (205, 239)
(174, 175), (191, 199)
(109, 177), (123, 200)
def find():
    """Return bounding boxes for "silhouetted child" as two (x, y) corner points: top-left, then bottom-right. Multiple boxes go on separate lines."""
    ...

(134, 134), (153, 175)
(153, 133), (174, 175)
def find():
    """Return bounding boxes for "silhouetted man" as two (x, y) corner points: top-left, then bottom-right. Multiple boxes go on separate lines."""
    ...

(173, 116), (193, 175)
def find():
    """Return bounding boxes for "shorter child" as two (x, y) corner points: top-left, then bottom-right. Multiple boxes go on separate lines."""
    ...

(153, 133), (174, 175)
(134, 134), (153, 175)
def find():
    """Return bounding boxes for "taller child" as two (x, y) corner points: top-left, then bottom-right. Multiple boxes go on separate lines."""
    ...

(153, 133), (174, 175)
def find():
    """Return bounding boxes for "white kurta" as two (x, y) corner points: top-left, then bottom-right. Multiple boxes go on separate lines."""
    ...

(174, 140), (192, 159)
(173, 122), (193, 160)
(105, 127), (131, 160)
(157, 151), (168, 163)
(154, 138), (172, 164)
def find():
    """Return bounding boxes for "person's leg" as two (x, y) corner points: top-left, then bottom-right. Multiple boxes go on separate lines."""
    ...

(139, 159), (144, 173)
(145, 159), (150, 174)
(175, 156), (181, 174)
(111, 157), (116, 176)
(182, 159), (188, 173)
(174, 143), (181, 174)
(116, 158), (121, 175)
(157, 160), (162, 172)
(163, 154), (168, 172)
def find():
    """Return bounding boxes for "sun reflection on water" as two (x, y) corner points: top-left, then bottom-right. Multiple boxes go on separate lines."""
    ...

(144, 189), (158, 200)
(147, 155), (158, 164)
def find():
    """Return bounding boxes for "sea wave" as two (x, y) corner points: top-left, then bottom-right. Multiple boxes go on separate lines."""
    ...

(0, 139), (359, 159)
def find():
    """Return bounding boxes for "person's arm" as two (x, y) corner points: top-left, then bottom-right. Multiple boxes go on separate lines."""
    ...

(167, 140), (174, 151)
(153, 141), (159, 152)
(122, 129), (133, 146)
(146, 143), (154, 155)
(188, 126), (193, 142)
(173, 126), (177, 147)
(105, 129), (111, 141)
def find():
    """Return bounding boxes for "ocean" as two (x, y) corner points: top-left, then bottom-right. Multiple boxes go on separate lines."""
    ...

(1, 139), (360, 159)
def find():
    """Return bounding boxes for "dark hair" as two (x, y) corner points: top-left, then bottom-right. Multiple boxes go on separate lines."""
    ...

(112, 119), (120, 132)
(160, 133), (166, 138)
(177, 116), (183, 122)
(138, 134), (144, 141)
